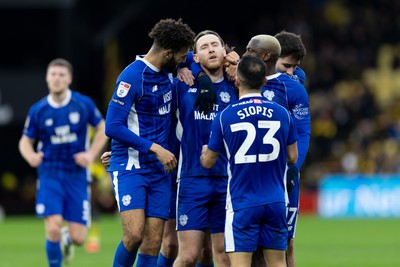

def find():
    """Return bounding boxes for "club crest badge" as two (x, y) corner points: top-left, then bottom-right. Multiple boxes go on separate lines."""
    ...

(179, 214), (188, 226)
(69, 112), (80, 124)
(44, 118), (53, 127)
(263, 90), (275, 101)
(219, 91), (231, 103)
(122, 195), (132, 206)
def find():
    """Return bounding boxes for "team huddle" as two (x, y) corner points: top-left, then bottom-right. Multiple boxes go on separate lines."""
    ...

(19, 18), (310, 267)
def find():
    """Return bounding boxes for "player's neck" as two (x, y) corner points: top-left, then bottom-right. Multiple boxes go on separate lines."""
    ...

(50, 89), (69, 104)
(239, 90), (261, 99)
(202, 67), (224, 83)
(265, 64), (277, 76)
(144, 47), (163, 70)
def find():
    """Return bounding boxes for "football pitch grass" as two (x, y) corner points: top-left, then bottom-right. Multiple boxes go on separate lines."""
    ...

(0, 214), (399, 267)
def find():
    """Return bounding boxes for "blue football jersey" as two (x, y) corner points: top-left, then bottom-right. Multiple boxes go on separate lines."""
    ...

(175, 76), (237, 178)
(262, 72), (310, 170)
(106, 57), (174, 172)
(207, 94), (298, 211)
(291, 67), (306, 85)
(23, 89), (103, 174)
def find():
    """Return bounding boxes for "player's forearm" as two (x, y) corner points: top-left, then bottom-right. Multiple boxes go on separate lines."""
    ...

(106, 125), (152, 153)
(149, 143), (163, 155)
(105, 106), (153, 153)
(287, 142), (298, 166)
(18, 136), (36, 163)
(88, 120), (109, 159)
(295, 132), (310, 170)
(200, 148), (219, 169)
(19, 136), (31, 160)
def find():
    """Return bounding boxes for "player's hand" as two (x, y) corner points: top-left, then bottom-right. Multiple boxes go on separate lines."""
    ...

(100, 151), (111, 168)
(194, 75), (217, 114)
(150, 143), (177, 174)
(224, 51), (239, 82)
(74, 151), (95, 167)
(225, 64), (238, 82)
(224, 51), (240, 67)
(177, 67), (195, 86)
(201, 144), (208, 154)
(286, 164), (299, 194)
(200, 145), (208, 166)
(27, 151), (44, 168)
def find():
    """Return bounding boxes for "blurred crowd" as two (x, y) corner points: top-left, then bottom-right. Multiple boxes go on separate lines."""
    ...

(271, 0), (400, 189)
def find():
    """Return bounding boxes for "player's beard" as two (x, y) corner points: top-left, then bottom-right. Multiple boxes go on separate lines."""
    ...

(200, 58), (223, 74)
(163, 57), (178, 73)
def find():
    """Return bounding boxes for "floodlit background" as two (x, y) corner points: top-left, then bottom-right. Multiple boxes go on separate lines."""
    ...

(0, 0), (400, 266)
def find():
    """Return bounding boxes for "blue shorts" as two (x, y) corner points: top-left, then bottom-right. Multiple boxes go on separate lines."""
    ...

(225, 202), (288, 252)
(176, 176), (227, 233)
(110, 169), (171, 219)
(169, 174), (178, 220)
(287, 174), (300, 239)
(36, 169), (90, 226)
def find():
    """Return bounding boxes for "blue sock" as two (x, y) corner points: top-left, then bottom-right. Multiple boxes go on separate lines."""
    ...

(46, 239), (62, 267)
(157, 252), (175, 267)
(113, 241), (137, 267)
(196, 264), (214, 267)
(137, 253), (158, 267)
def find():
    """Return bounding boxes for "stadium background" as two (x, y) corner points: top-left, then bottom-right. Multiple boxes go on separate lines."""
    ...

(1, 0), (400, 217)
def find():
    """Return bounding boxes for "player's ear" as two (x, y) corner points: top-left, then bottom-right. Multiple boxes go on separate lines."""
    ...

(193, 53), (200, 63)
(164, 50), (173, 60)
(262, 51), (271, 62)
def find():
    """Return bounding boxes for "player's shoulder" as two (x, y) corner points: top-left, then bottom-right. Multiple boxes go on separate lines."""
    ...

(293, 67), (306, 84)
(265, 73), (285, 90)
(281, 74), (307, 94)
(114, 62), (144, 92)
(70, 90), (94, 103)
(30, 95), (50, 112)
(69, 91), (99, 111)
(119, 58), (145, 74)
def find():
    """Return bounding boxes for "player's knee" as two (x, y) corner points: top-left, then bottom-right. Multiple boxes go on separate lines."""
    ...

(140, 236), (163, 255)
(46, 226), (62, 241)
(71, 235), (86, 246)
(68, 229), (87, 246)
(179, 253), (198, 266)
(123, 230), (143, 250)
(199, 246), (213, 262)
(145, 232), (163, 248)
(213, 251), (230, 266)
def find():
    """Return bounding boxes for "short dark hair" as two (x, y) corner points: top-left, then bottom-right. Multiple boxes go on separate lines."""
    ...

(193, 30), (225, 53)
(47, 58), (73, 74)
(274, 30), (306, 61)
(237, 55), (266, 90)
(148, 18), (195, 53)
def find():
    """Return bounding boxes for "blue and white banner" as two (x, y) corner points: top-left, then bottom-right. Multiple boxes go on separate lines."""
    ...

(318, 174), (400, 218)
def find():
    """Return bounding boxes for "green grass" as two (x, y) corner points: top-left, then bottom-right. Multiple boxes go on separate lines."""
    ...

(0, 214), (399, 266)
(0, 215), (122, 267)
(295, 214), (400, 267)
